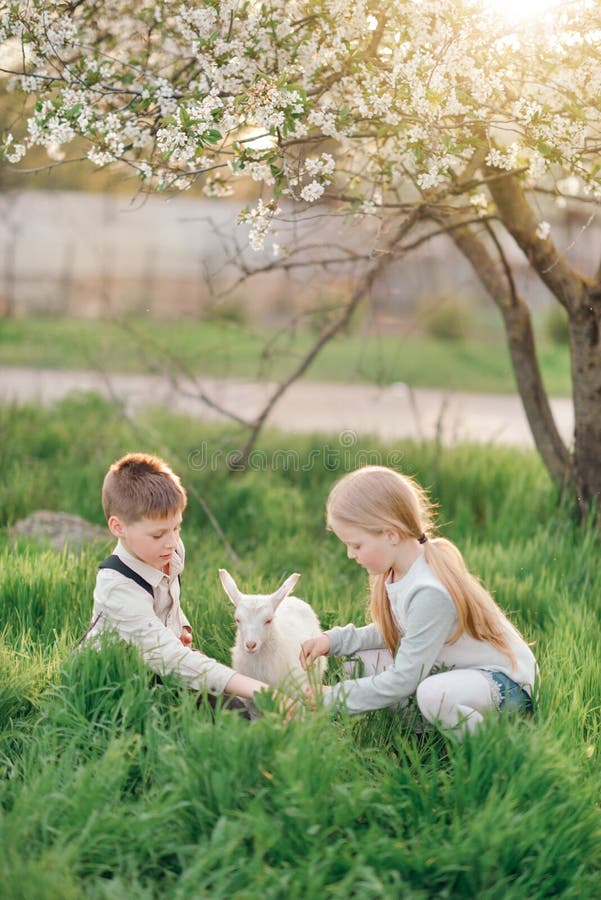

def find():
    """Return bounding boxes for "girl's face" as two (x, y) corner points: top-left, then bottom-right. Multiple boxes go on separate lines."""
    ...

(330, 518), (398, 576)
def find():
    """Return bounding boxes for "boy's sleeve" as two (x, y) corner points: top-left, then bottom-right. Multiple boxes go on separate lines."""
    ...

(99, 575), (235, 694)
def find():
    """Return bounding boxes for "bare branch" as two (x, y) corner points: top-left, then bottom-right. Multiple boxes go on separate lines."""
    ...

(397, 214), (497, 253)
(7, 157), (91, 174)
(229, 206), (426, 468)
(116, 319), (253, 427)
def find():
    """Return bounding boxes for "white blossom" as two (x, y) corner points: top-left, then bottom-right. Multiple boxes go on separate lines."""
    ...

(248, 162), (275, 185)
(203, 176), (235, 198)
(300, 181), (325, 202)
(238, 199), (280, 251)
(536, 221), (551, 240)
(1, 0), (598, 249)
(87, 147), (115, 166)
(304, 154), (335, 177)
(527, 151), (548, 180)
(2, 133), (26, 163)
(557, 175), (581, 196)
(46, 142), (65, 162)
(485, 143), (521, 171)
(470, 193), (489, 214)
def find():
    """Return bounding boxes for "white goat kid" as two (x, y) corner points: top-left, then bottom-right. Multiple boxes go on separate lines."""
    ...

(219, 569), (327, 696)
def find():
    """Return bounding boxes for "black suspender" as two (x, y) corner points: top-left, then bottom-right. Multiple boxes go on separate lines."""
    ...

(98, 554), (154, 596)
(98, 555), (182, 594)
(77, 555), (181, 648)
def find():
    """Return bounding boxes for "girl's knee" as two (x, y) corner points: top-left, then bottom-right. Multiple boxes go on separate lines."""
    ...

(416, 670), (496, 735)
(416, 676), (445, 721)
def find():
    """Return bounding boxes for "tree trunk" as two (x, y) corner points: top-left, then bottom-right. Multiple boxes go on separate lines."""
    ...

(569, 292), (601, 512)
(429, 211), (572, 487)
(485, 170), (601, 516)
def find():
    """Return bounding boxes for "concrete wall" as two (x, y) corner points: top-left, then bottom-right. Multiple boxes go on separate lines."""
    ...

(0, 189), (597, 322)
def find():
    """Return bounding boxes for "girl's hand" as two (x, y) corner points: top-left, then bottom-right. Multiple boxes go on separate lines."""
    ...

(180, 627), (193, 647)
(299, 633), (331, 669)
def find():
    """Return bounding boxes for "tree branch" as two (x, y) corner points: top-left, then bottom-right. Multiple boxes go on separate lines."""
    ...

(485, 168), (590, 312)
(229, 207), (425, 468)
(116, 319), (253, 427)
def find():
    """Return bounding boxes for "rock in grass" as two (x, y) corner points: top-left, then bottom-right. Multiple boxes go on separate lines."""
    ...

(9, 511), (109, 550)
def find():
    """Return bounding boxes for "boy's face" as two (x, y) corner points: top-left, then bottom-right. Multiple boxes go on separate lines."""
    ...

(108, 509), (183, 571)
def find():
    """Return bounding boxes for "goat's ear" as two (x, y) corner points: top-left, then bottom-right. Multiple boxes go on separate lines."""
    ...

(271, 573), (300, 609)
(219, 568), (242, 606)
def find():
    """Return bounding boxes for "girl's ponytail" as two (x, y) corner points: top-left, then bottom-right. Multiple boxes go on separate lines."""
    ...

(423, 536), (517, 665)
(370, 571), (398, 654)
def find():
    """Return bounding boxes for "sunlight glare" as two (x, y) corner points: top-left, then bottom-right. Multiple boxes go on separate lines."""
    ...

(483, 0), (562, 23)
(0, 38), (24, 71)
(244, 128), (276, 152)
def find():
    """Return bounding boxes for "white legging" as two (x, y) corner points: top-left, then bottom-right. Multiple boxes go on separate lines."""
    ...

(344, 650), (498, 737)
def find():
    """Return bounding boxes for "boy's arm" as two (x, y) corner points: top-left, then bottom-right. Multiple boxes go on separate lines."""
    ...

(224, 671), (270, 699)
(98, 575), (235, 695)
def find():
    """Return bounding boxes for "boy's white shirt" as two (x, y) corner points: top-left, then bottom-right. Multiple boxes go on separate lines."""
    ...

(323, 554), (537, 715)
(86, 538), (235, 694)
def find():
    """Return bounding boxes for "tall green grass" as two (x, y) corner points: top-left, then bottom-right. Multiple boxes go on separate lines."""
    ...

(0, 394), (599, 897)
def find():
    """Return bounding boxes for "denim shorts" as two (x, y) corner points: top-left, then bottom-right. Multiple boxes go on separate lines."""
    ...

(482, 670), (533, 714)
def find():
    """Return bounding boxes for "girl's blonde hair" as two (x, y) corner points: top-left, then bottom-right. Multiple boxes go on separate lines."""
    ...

(326, 465), (517, 661)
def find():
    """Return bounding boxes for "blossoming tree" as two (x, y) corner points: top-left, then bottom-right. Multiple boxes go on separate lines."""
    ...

(1, 0), (600, 512)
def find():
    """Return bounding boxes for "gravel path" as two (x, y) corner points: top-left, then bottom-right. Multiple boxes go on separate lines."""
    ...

(0, 365), (574, 449)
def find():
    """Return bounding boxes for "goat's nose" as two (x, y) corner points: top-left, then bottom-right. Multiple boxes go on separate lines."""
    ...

(245, 641), (257, 652)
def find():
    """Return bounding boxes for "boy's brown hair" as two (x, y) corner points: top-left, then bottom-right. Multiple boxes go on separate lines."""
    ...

(102, 453), (187, 523)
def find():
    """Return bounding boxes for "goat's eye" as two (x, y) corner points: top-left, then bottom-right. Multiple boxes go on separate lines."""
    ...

(235, 617), (240, 624)
(264, 618), (272, 625)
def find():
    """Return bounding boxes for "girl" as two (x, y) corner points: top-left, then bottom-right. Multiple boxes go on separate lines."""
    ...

(300, 466), (536, 737)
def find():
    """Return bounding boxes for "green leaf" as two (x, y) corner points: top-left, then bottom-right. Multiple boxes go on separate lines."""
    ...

(64, 104), (82, 121)
(202, 128), (222, 144)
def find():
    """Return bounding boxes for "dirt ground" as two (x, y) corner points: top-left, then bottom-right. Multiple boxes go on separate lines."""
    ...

(0, 365), (574, 451)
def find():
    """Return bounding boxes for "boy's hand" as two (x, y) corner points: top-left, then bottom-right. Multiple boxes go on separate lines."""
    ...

(180, 626), (193, 647)
(258, 688), (301, 722)
(304, 683), (328, 710)
(274, 691), (301, 722)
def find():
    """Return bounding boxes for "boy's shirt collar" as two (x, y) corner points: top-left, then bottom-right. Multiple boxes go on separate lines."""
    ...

(114, 538), (184, 588)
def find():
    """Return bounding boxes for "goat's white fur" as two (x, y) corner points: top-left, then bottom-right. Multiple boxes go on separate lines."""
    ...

(219, 568), (327, 692)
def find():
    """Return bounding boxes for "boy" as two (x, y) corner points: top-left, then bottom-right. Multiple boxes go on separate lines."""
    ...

(85, 452), (269, 709)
